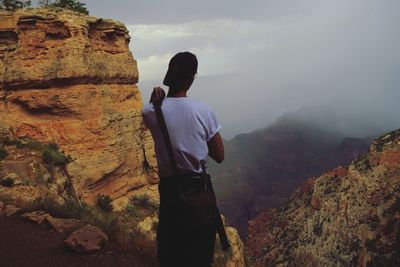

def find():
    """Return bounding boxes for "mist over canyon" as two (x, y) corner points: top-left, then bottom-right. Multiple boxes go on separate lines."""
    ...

(209, 106), (372, 238)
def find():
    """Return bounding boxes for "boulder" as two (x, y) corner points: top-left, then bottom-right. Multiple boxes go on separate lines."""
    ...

(21, 211), (50, 224)
(47, 217), (84, 233)
(64, 224), (108, 253)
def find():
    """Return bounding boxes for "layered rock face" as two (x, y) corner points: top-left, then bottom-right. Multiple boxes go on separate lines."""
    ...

(0, 8), (158, 206)
(247, 129), (400, 266)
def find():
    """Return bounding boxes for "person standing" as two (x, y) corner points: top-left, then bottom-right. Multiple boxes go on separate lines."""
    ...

(142, 52), (224, 267)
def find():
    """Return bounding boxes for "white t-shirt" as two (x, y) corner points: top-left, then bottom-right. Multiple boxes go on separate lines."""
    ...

(142, 97), (222, 177)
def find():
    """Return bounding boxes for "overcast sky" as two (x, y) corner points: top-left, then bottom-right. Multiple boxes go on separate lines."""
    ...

(37, 0), (400, 138)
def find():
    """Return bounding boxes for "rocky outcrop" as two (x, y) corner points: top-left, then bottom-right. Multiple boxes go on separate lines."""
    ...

(0, 8), (158, 206)
(246, 129), (400, 266)
(64, 224), (108, 253)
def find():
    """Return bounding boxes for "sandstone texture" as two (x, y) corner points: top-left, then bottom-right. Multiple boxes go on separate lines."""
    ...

(0, 8), (158, 206)
(64, 224), (108, 253)
(246, 129), (400, 266)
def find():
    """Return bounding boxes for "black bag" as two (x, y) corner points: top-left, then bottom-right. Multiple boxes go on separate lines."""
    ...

(180, 173), (217, 229)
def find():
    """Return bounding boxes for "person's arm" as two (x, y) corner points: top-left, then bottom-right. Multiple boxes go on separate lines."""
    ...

(207, 132), (224, 163)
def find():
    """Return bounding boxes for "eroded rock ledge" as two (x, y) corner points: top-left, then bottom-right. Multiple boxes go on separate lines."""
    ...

(0, 8), (158, 206)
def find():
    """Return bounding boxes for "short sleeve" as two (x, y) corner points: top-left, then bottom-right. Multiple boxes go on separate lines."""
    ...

(205, 109), (222, 142)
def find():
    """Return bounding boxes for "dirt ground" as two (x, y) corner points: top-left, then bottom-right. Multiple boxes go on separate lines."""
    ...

(0, 216), (157, 267)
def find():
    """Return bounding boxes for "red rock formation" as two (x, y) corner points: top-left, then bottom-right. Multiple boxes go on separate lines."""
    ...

(246, 129), (400, 266)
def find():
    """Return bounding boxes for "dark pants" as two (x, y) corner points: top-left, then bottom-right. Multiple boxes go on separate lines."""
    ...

(157, 175), (217, 267)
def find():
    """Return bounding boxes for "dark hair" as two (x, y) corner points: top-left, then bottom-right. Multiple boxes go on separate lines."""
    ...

(163, 52), (198, 88)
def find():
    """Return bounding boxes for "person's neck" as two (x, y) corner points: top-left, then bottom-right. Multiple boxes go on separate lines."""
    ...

(167, 88), (188, 97)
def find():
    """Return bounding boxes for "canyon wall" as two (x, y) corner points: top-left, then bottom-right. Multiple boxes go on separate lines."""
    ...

(0, 7), (158, 206)
(247, 129), (400, 266)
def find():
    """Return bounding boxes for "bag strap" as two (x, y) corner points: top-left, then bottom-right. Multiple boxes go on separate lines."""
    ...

(153, 102), (179, 175)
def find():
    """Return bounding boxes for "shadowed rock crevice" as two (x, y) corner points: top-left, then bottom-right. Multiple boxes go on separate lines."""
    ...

(3, 76), (137, 90)
(18, 15), (71, 39)
(86, 161), (128, 191)
(0, 31), (17, 47)
(9, 95), (80, 116)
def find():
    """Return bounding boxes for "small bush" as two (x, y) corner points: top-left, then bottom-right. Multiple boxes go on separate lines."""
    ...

(0, 137), (70, 167)
(96, 194), (113, 212)
(25, 138), (45, 151)
(42, 145), (70, 167)
(0, 177), (14, 187)
(16, 142), (25, 149)
(2, 137), (19, 146)
(47, 143), (59, 150)
(51, 0), (89, 15)
(0, 147), (7, 160)
(91, 212), (120, 238)
(0, 0), (31, 10)
(129, 194), (158, 210)
(125, 203), (141, 217)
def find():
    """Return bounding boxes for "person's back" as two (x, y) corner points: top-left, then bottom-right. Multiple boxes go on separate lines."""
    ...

(141, 51), (224, 267)
(142, 97), (221, 177)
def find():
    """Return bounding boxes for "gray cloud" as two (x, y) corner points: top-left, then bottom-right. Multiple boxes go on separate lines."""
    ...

(84, 0), (320, 24)
(135, 0), (400, 138)
(33, 0), (400, 138)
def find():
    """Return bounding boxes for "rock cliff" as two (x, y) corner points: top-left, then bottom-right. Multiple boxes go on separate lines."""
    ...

(246, 129), (400, 266)
(0, 7), (158, 206)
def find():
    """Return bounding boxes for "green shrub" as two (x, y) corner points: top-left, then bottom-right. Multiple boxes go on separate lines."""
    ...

(47, 143), (59, 150)
(1, 137), (71, 167)
(51, 0), (89, 14)
(0, 0), (31, 10)
(0, 177), (14, 187)
(2, 137), (19, 146)
(25, 138), (44, 151)
(128, 194), (158, 210)
(41, 145), (70, 167)
(90, 212), (120, 238)
(0, 147), (7, 160)
(125, 203), (141, 217)
(96, 194), (113, 212)
(16, 142), (25, 149)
